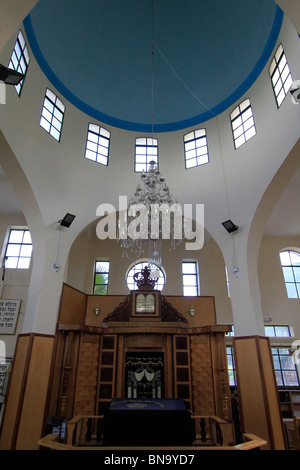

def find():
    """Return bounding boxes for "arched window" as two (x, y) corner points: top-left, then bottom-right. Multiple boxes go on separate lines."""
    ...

(279, 250), (300, 298)
(126, 260), (165, 291)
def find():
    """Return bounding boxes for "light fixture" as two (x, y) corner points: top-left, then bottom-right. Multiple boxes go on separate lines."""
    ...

(117, 160), (182, 270)
(59, 213), (76, 228)
(1, 256), (7, 282)
(222, 220), (239, 233)
(51, 214), (76, 272)
(189, 305), (196, 317)
(94, 305), (100, 316)
(290, 81), (300, 104)
(291, 87), (300, 102)
(0, 64), (25, 85)
(232, 267), (241, 278)
(116, 3), (183, 274)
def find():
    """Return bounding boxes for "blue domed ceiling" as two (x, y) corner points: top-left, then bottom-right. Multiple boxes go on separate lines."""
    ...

(24, 0), (283, 132)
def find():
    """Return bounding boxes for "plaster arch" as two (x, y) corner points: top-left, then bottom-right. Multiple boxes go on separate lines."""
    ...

(66, 214), (232, 324)
(248, 138), (300, 287)
(279, 246), (300, 254)
(242, 139), (300, 334)
(214, 139), (300, 337)
(0, 130), (77, 334)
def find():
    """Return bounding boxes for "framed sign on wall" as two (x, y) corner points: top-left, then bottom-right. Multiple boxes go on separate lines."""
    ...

(0, 299), (21, 334)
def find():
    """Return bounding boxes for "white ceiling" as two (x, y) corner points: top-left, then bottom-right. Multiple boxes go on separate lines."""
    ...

(0, 163), (299, 237)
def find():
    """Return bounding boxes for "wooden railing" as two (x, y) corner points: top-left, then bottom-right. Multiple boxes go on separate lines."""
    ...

(38, 415), (267, 450)
(286, 413), (300, 450)
(191, 415), (235, 446)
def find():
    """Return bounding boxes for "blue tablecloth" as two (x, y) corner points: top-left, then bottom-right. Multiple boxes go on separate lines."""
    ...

(103, 398), (193, 446)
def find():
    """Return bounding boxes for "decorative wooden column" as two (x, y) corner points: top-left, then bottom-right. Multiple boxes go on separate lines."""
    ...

(0, 333), (54, 450)
(233, 336), (287, 450)
(58, 331), (75, 417)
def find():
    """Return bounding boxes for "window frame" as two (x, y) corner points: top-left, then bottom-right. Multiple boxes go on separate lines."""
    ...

(272, 347), (300, 388)
(269, 43), (293, 108)
(264, 325), (292, 337)
(183, 129), (209, 169)
(279, 250), (300, 299)
(93, 260), (110, 295)
(126, 260), (165, 291)
(134, 137), (159, 173)
(226, 346), (237, 386)
(230, 98), (256, 149)
(8, 30), (30, 96)
(3, 228), (32, 269)
(40, 88), (65, 142)
(182, 261), (199, 296)
(84, 123), (110, 166)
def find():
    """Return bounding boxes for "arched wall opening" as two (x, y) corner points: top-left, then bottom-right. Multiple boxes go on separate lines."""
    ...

(66, 217), (233, 325)
(253, 139), (300, 337)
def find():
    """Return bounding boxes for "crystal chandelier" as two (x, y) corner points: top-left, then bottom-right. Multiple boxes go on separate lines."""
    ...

(117, 2), (183, 276)
(117, 160), (183, 272)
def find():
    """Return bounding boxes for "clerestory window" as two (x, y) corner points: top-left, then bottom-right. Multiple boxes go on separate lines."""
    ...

(3, 228), (32, 269)
(230, 98), (256, 149)
(85, 123), (110, 165)
(184, 129), (209, 169)
(40, 89), (65, 141)
(269, 44), (293, 108)
(135, 138), (158, 173)
(8, 30), (30, 96)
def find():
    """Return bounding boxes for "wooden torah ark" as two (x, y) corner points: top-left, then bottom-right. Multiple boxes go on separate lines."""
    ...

(48, 278), (232, 422)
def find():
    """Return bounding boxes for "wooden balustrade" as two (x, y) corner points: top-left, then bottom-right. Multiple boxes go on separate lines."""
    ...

(66, 415), (104, 446)
(38, 415), (266, 450)
(191, 415), (234, 446)
(286, 413), (300, 450)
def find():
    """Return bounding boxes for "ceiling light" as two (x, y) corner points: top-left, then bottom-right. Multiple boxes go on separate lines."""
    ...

(117, 161), (182, 268)
(290, 81), (300, 104)
(0, 64), (25, 85)
(51, 214), (76, 272)
(222, 220), (239, 233)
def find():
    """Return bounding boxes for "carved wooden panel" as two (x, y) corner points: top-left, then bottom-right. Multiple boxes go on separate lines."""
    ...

(97, 334), (117, 414)
(73, 334), (99, 416)
(190, 335), (215, 416)
(173, 335), (192, 410)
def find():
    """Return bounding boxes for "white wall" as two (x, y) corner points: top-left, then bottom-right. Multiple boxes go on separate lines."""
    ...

(259, 237), (300, 338)
(0, 214), (31, 356)
(0, 14), (298, 337)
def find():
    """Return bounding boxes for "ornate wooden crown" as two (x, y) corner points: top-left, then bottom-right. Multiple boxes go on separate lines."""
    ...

(133, 266), (158, 290)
